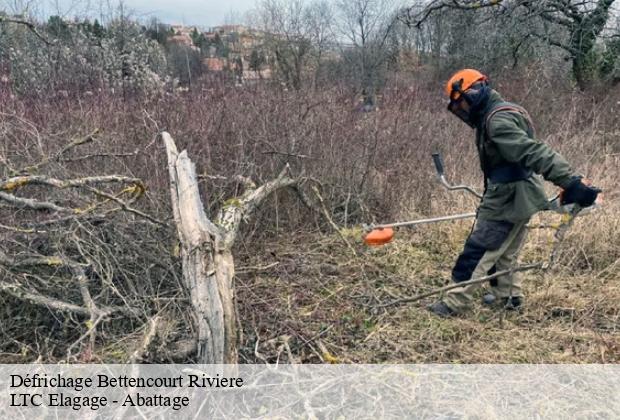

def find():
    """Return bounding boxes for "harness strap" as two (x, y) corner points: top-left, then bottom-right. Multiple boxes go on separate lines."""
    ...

(485, 103), (535, 138)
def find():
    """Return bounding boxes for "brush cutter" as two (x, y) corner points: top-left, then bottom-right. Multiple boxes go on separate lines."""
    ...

(362, 153), (602, 246)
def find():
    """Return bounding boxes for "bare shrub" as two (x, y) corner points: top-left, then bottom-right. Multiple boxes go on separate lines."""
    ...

(0, 58), (618, 362)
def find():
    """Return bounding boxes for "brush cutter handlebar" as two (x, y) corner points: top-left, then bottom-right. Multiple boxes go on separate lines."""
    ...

(432, 153), (445, 177)
(431, 153), (483, 199)
(432, 152), (600, 214)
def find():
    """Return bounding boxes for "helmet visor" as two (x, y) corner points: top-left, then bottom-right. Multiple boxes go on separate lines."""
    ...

(447, 98), (475, 128)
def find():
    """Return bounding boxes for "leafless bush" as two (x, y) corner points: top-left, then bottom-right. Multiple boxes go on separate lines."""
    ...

(0, 109), (187, 362)
(401, 0), (620, 89)
(0, 60), (618, 362)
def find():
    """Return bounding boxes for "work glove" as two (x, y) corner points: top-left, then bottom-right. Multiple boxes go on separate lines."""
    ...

(561, 176), (601, 207)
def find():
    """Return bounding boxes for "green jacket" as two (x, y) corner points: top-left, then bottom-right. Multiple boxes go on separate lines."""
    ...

(475, 91), (575, 222)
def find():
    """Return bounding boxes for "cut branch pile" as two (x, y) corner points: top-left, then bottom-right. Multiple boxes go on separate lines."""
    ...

(0, 123), (170, 362)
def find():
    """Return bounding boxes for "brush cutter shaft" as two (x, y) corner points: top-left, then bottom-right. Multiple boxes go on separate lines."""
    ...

(372, 212), (477, 230)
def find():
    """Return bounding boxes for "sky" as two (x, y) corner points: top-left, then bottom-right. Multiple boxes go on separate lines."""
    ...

(24, 0), (258, 28)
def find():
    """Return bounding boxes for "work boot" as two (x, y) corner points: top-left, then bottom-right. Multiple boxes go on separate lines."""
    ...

(428, 301), (457, 318)
(483, 294), (522, 310)
(502, 296), (522, 310)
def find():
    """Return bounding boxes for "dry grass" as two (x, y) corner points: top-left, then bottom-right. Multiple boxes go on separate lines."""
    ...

(0, 70), (618, 363)
(236, 203), (620, 364)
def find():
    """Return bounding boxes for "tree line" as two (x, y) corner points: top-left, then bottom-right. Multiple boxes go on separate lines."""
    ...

(1, 0), (618, 98)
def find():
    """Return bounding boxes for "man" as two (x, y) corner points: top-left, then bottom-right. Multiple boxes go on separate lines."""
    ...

(428, 69), (600, 317)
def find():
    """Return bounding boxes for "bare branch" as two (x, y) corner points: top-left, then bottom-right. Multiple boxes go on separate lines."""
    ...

(539, 10), (575, 27)
(0, 190), (70, 212)
(60, 151), (137, 163)
(86, 186), (168, 227)
(401, 0), (505, 28)
(311, 185), (358, 257)
(0, 281), (92, 315)
(66, 313), (106, 360)
(216, 163), (300, 248)
(0, 250), (136, 317)
(129, 316), (161, 363)
(376, 263), (543, 308)
(530, 31), (577, 54)
(0, 174), (144, 192)
(0, 15), (54, 46)
(18, 129), (99, 174)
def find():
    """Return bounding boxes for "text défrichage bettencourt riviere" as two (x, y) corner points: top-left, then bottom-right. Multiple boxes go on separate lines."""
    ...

(10, 372), (244, 411)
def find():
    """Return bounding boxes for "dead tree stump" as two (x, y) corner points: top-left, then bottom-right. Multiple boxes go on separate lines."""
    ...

(162, 132), (300, 364)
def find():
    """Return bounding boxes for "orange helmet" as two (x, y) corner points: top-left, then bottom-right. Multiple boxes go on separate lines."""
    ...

(445, 69), (488, 100)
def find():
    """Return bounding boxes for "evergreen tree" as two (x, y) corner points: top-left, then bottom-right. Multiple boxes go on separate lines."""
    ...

(249, 48), (266, 73)
(92, 19), (105, 38)
(47, 15), (71, 40)
(191, 27), (200, 45)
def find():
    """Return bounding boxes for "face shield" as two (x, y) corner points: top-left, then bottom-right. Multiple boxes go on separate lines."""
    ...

(447, 97), (475, 128)
(447, 78), (489, 128)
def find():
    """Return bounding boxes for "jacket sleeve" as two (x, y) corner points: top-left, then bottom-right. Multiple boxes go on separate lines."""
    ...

(487, 111), (575, 188)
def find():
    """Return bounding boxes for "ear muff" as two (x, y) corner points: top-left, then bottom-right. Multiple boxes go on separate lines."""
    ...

(449, 78), (466, 101)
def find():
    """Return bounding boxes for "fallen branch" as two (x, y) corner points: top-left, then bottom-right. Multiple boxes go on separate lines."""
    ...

(86, 186), (167, 226)
(0, 174), (143, 192)
(129, 316), (161, 363)
(312, 186), (358, 257)
(0, 251), (134, 317)
(0, 279), (132, 315)
(236, 262), (280, 274)
(375, 262), (543, 308)
(0, 172), (149, 225)
(0, 190), (69, 212)
(66, 312), (106, 361)
(0, 223), (46, 234)
(0, 281), (92, 316)
(60, 151), (137, 163)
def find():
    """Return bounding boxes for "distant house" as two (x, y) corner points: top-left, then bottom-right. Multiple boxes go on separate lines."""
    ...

(168, 25), (200, 50)
(211, 25), (247, 35)
(204, 57), (227, 72)
(239, 32), (261, 50)
(208, 25), (260, 48)
(201, 25), (274, 81)
(169, 34), (194, 47)
(243, 68), (272, 81)
(170, 25), (197, 37)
